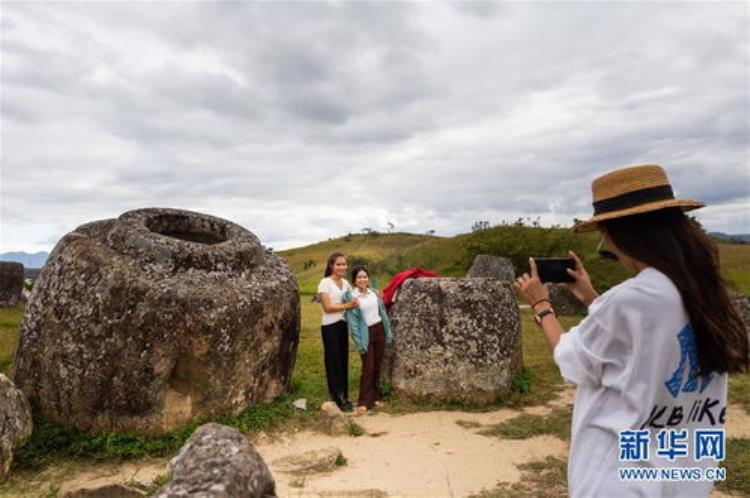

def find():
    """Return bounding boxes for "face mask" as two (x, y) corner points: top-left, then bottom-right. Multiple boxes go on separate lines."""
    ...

(597, 238), (619, 261)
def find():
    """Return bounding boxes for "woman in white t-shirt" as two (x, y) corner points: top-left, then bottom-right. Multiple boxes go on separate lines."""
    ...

(515, 165), (747, 497)
(317, 252), (359, 412)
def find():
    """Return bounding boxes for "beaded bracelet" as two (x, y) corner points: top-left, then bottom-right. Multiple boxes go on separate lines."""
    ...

(531, 298), (552, 311)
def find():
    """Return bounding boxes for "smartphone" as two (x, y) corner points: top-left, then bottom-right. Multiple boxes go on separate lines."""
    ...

(534, 258), (575, 283)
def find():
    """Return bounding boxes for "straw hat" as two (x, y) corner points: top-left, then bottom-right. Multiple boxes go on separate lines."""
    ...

(573, 164), (705, 233)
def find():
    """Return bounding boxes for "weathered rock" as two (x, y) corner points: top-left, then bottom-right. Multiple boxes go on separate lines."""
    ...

(13, 208), (300, 435)
(387, 278), (522, 404)
(732, 292), (750, 343)
(547, 283), (587, 316)
(0, 262), (24, 307)
(155, 423), (276, 498)
(0, 374), (33, 482)
(63, 484), (146, 498)
(317, 401), (349, 436)
(272, 447), (343, 475)
(466, 255), (515, 282)
(292, 398), (307, 411)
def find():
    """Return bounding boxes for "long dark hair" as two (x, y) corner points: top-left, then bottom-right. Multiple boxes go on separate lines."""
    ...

(602, 208), (748, 375)
(324, 252), (346, 277)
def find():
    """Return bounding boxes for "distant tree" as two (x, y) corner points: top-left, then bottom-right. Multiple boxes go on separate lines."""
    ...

(387, 222), (395, 233)
(302, 259), (317, 270)
(426, 229), (436, 236)
(471, 221), (490, 232)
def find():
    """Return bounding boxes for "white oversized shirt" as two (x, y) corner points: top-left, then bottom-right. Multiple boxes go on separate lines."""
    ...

(554, 267), (727, 498)
(317, 277), (352, 326)
(353, 288), (382, 327)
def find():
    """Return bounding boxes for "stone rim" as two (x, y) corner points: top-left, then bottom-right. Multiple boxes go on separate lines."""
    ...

(106, 208), (264, 272)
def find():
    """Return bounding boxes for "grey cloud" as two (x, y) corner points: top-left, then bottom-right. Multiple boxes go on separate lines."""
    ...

(1, 1), (748, 252)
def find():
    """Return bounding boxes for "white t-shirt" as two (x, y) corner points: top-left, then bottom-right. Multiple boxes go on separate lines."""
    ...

(353, 288), (382, 327)
(554, 267), (727, 498)
(317, 277), (352, 326)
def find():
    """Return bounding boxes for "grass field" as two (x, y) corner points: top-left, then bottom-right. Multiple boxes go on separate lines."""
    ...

(0, 304), (23, 377)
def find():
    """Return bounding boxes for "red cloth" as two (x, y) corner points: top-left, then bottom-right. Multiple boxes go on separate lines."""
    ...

(381, 267), (439, 309)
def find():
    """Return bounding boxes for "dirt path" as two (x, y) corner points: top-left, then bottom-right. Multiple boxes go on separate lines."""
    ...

(14, 388), (748, 498)
(257, 411), (567, 497)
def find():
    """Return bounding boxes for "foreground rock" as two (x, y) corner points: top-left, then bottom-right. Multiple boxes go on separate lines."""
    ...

(547, 283), (587, 316)
(156, 423), (276, 498)
(272, 447), (343, 475)
(13, 208), (300, 435)
(0, 262), (24, 307)
(0, 374), (33, 482)
(317, 401), (350, 436)
(388, 278), (522, 404)
(466, 255), (515, 282)
(63, 484), (146, 498)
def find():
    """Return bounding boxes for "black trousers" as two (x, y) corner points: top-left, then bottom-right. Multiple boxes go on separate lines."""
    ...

(321, 320), (349, 403)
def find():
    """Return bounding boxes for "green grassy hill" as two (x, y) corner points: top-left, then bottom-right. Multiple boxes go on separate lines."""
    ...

(278, 232), (436, 294)
(279, 226), (750, 296)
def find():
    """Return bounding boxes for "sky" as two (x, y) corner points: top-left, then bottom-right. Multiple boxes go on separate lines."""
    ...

(1, 1), (748, 253)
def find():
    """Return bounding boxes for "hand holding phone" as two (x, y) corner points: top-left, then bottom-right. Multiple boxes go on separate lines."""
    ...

(563, 251), (599, 306)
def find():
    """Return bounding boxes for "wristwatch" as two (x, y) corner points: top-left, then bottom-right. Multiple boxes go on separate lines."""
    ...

(534, 307), (556, 325)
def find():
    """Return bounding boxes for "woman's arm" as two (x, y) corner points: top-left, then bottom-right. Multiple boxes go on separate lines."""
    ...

(536, 307), (565, 351)
(514, 258), (565, 351)
(319, 292), (358, 313)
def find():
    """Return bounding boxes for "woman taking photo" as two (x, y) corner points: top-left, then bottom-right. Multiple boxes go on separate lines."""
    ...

(318, 252), (359, 412)
(343, 266), (393, 416)
(515, 165), (748, 497)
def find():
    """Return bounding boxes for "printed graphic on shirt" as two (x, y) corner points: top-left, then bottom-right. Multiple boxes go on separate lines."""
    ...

(640, 323), (725, 430)
(664, 323), (713, 398)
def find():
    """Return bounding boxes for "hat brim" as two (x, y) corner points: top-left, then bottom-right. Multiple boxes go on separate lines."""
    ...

(573, 198), (705, 233)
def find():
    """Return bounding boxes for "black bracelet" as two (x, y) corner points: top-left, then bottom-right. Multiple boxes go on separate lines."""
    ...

(531, 298), (552, 310)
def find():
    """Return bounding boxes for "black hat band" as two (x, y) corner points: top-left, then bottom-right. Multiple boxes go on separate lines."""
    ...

(593, 185), (675, 215)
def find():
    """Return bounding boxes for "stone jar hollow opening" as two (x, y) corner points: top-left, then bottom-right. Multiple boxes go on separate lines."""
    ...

(145, 213), (229, 245)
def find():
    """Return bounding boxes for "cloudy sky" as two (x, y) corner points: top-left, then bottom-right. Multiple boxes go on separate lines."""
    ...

(1, 1), (748, 252)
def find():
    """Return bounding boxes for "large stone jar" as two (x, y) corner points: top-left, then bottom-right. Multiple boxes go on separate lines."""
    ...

(0, 262), (24, 307)
(13, 208), (300, 435)
(465, 254), (515, 282)
(0, 374), (32, 482)
(387, 278), (522, 404)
